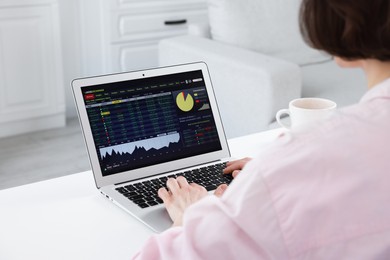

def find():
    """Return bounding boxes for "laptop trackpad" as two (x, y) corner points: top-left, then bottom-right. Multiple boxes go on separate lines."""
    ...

(142, 207), (173, 233)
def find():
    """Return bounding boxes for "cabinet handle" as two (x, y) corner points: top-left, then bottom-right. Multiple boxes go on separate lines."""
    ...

(164, 19), (187, 25)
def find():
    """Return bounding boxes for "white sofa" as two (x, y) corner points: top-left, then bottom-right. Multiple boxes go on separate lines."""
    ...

(159, 1), (366, 138)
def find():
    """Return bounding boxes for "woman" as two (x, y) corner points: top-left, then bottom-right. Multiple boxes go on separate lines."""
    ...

(134, 0), (390, 258)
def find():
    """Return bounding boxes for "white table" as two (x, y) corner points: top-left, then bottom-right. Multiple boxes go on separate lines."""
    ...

(0, 129), (283, 260)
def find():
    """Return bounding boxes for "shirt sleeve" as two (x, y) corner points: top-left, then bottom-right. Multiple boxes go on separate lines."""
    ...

(132, 157), (290, 260)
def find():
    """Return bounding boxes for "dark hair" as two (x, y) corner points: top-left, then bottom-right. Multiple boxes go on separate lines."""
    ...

(299, 0), (390, 61)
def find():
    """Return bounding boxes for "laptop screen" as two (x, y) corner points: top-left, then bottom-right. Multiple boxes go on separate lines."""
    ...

(81, 70), (222, 177)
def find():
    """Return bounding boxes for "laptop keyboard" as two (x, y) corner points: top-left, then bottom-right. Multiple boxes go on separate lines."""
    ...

(115, 162), (232, 209)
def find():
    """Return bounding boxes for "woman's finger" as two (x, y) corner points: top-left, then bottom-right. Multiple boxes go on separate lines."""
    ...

(223, 161), (244, 174)
(176, 176), (189, 189)
(214, 184), (228, 197)
(158, 187), (171, 203)
(232, 170), (241, 178)
(166, 178), (180, 195)
(223, 157), (251, 174)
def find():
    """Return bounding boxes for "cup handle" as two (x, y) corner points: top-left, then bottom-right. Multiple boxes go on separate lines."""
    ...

(276, 109), (291, 129)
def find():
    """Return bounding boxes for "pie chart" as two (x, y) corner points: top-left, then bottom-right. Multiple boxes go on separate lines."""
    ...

(176, 91), (194, 112)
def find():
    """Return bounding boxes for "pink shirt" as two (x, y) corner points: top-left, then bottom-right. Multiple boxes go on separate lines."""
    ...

(134, 78), (390, 259)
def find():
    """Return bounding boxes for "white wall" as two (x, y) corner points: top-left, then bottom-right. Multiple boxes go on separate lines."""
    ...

(58, 0), (83, 118)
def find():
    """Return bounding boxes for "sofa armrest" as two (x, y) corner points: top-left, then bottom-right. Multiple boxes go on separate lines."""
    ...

(187, 23), (211, 38)
(159, 36), (302, 138)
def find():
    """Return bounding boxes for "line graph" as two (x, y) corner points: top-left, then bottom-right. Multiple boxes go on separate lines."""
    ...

(100, 132), (180, 159)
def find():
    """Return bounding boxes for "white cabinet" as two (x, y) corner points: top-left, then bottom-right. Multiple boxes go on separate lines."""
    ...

(80, 0), (208, 76)
(0, 0), (65, 138)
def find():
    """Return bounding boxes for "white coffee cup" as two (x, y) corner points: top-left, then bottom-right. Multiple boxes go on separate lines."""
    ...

(276, 98), (337, 129)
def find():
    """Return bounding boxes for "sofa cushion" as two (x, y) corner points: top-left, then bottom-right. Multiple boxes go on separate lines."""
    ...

(207, 0), (329, 65)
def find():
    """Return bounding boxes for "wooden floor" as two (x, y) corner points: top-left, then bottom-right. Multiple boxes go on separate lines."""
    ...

(0, 118), (91, 190)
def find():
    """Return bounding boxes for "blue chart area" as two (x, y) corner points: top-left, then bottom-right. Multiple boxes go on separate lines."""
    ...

(100, 132), (180, 159)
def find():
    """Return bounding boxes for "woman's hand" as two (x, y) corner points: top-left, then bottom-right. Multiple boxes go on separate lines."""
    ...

(209, 158), (252, 198)
(158, 158), (251, 227)
(223, 157), (252, 178)
(158, 176), (208, 227)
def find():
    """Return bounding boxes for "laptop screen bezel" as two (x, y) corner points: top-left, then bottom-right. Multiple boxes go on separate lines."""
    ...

(72, 62), (230, 189)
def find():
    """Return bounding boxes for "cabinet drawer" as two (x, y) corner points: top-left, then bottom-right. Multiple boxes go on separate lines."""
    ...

(111, 9), (208, 42)
(110, 0), (207, 10)
(110, 0), (154, 8)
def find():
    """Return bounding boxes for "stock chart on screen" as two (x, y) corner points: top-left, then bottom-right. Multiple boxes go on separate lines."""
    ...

(82, 70), (222, 176)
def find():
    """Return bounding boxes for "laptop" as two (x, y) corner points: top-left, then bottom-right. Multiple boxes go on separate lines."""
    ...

(72, 62), (232, 232)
